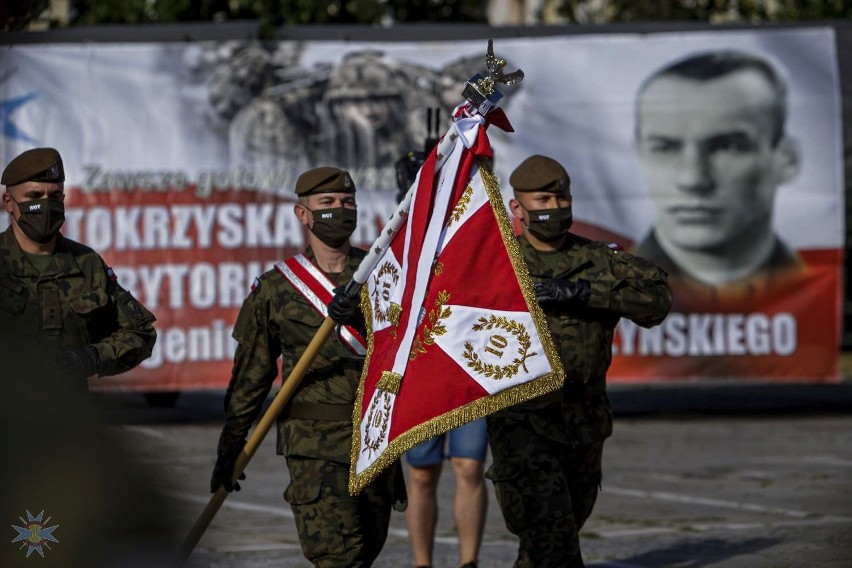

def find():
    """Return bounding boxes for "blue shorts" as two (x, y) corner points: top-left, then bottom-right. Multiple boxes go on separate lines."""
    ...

(405, 418), (488, 468)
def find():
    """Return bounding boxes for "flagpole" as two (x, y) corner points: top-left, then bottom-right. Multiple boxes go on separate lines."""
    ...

(344, 117), (464, 294)
(179, 38), (517, 563)
(177, 130), (456, 564)
(345, 41), (520, 292)
(178, 316), (335, 563)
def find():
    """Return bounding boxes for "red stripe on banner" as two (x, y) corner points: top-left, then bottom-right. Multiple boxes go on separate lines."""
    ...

(396, 150), (441, 342)
(358, 146), (448, 421)
(389, 344), (491, 438)
(609, 254), (842, 382)
(436, 204), (527, 313)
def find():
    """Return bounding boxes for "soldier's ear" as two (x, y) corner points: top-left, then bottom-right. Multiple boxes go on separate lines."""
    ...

(2, 191), (13, 214)
(293, 202), (311, 226)
(509, 197), (524, 221)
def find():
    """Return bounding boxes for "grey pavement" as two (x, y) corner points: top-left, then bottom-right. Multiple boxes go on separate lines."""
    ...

(90, 382), (852, 568)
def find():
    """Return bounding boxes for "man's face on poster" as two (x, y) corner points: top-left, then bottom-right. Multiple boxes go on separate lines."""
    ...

(636, 69), (797, 254)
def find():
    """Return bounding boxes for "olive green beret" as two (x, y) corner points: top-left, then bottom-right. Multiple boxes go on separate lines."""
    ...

(294, 166), (355, 196)
(509, 154), (570, 193)
(1, 147), (65, 187)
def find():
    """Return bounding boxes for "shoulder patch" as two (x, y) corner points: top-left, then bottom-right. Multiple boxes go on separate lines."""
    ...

(106, 267), (118, 282)
(607, 242), (623, 252)
(250, 276), (261, 294)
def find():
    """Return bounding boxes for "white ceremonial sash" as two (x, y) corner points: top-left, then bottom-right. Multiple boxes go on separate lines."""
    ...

(275, 254), (367, 356)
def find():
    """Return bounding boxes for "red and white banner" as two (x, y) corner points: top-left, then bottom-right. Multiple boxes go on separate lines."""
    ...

(350, 113), (563, 493)
(0, 26), (842, 388)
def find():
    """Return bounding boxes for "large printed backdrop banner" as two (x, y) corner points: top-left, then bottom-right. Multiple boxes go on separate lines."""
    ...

(0, 27), (842, 387)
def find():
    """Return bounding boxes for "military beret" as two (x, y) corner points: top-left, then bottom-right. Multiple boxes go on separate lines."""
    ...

(294, 166), (355, 196)
(509, 155), (570, 193)
(1, 147), (65, 187)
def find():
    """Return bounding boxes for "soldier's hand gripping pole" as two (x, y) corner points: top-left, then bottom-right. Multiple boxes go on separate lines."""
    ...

(178, 317), (336, 564)
(178, 162), (423, 565)
(178, 116), (466, 562)
(179, 39), (520, 562)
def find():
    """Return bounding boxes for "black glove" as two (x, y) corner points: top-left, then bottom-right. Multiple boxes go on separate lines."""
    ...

(534, 278), (591, 305)
(50, 345), (101, 382)
(210, 441), (246, 493)
(328, 286), (360, 325)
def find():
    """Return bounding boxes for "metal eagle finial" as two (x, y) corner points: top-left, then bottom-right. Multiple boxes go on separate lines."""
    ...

(461, 39), (524, 115)
(480, 39), (525, 94)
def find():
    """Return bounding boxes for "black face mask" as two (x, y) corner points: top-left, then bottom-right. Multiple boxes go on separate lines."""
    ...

(522, 205), (573, 242)
(11, 196), (65, 244)
(309, 206), (358, 248)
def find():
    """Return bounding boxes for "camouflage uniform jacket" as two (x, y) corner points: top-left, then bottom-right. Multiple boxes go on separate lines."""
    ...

(508, 234), (672, 443)
(220, 246), (367, 463)
(0, 227), (157, 377)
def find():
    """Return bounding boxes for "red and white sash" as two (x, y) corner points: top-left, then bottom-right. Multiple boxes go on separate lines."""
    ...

(275, 254), (367, 356)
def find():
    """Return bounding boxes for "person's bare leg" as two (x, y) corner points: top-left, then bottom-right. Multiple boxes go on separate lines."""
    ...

(405, 463), (442, 567)
(451, 457), (487, 566)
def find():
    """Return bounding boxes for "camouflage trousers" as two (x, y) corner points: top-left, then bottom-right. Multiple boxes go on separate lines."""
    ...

(486, 400), (609, 568)
(283, 457), (394, 567)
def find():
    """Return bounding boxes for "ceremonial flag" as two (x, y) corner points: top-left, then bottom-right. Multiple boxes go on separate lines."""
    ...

(349, 106), (565, 494)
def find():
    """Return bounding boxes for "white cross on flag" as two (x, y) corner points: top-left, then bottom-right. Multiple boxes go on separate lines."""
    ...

(349, 108), (565, 494)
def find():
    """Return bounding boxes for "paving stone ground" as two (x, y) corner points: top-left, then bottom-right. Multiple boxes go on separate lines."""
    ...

(95, 384), (852, 568)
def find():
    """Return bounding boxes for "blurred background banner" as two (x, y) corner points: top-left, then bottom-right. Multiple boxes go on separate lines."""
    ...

(0, 25), (842, 387)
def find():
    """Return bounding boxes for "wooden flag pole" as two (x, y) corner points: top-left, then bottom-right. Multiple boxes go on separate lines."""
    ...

(178, 316), (337, 564)
(177, 147), (433, 562)
(179, 86), (477, 567)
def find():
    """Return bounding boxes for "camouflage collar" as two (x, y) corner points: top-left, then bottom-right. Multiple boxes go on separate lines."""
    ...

(302, 245), (362, 276)
(303, 246), (317, 264)
(0, 227), (82, 278)
(517, 233), (596, 280)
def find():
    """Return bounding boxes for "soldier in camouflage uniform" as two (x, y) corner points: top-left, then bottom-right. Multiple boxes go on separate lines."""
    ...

(486, 155), (673, 568)
(210, 166), (399, 567)
(0, 148), (156, 387)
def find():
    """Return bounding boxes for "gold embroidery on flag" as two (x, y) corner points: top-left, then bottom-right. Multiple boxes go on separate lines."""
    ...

(463, 315), (534, 379)
(477, 158), (564, 384)
(377, 370), (403, 394)
(447, 185), (473, 227)
(387, 302), (401, 327)
(433, 261), (443, 275)
(410, 290), (452, 360)
(350, 155), (568, 498)
(362, 390), (393, 456)
(371, 261), (400, 324)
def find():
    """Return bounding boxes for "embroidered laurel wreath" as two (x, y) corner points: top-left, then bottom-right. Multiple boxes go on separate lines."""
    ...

(447, 185), (473, 227)
(410, 290), (451, 360)
(463, 315), (535, 379)
(362, 391), (393, 455)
